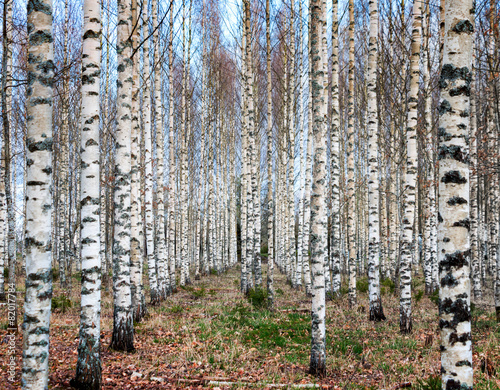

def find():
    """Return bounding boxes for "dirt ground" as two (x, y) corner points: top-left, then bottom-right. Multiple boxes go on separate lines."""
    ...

(0, 265), (499, 389)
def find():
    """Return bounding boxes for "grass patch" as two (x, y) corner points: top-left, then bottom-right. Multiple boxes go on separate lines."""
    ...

(52, 295), (72, 313)
(381, 278), (395, 294)
(388, 338), (417, 351)
(198, 303), (311, 364)
(415, 289), (424, 303)
(192, 286), (207, 299)
(332, 329), (365, 358)
(356, 277), (369, 293)
(169, 304), (183, 314)
(247, 287), (268, 309)
(416, 375), (441, 390)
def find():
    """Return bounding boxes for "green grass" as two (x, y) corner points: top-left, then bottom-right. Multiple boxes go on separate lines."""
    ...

(416, 375), (441, 390)
(198, 303), (311, 364)
(52, 294), (72, 313)
(356, 277), (369, 293)
(388, 338), (417, 351)
(169, 304), (183, 314)
(381, 278), (395, 294)
(332, 329), (365, 358)
(247, 287), (268, 309)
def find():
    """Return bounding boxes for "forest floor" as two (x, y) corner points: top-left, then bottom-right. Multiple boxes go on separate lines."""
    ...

(0, 264), (499, 389)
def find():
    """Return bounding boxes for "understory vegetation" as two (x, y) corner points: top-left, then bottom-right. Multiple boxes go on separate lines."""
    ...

(1, 267), (497, 389)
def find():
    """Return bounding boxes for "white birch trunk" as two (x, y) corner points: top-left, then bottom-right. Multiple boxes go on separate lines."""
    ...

(330, 0), (341, 297)
(22, 0), (54, 387)
(167, 0), (176, 292)
(110, 0), (134, 352)
(130, 0), (145, 322)
(438, 0), (474, 385)
(73, 0), (102, 386)
(399, 0), (422, 334)
(347, 0), (357, 308)
(309, 0), (327, 376)
(367, 0), (385, 321)
(152, 0), (168, 298)
(142, 4), (159, 304)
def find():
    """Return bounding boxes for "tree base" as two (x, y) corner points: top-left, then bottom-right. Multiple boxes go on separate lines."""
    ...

(369, 306), (386, 322)
(70, 377), (101, 390)
(400, 312), (412, 334)
(496, 306), (500, 323)
(71, 364), (101, 390)
(309, 358), (326, 378)
(110, 317), (134, 352)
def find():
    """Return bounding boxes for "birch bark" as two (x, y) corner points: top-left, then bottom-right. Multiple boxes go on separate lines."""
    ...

(438, 0), (474, 385)
(110, 0), (134, 352)
(73, 0), (102, 386)
(367, 0), (385, 321)
(309, 0), (327, 377)
(22, 0), (54, 387)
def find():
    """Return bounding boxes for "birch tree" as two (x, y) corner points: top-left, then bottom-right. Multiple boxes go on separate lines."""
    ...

(266, 0), (275, 309)
(347, 0), (356, 308)
(366, 0), (385, 321)
(130, 0), (145, 322)
(167, 0), (176, 293)
(153, 0), (169, 298)
(438, 0), (474, 385)
(309, 0), (327, 377)
(72, 0), (102, 387)
(22, 0), (55, 387)
(399, 0), (422, 334)
(142, 2), (160, 304)
(330, 0), (341, 297)
(110, 0), (134, 352)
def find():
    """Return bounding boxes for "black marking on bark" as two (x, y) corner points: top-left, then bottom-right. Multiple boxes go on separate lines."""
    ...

(83, 30), (100, 40)
(449, 85), (470, 97)
(447, 196), (467, 205)
(438, 127), (453, 141)
(448, 331), (472, 346)
(441, 273), (458, 288)
(438, 99), (452, 115)
(453, 218), (470, 231)
(451, 20), (474, 34)
(27, 137), (53, 152)
(30, 97), (52, 106)
(28, 0), (52, 15)
(438, 146), (469, 164)
(440, 298), (471, 330)
(86, 139), (98, 147)
(439, 64), (472, 89)
(439, 250), (470, 272)
(25, 237), (45, 248)
(441, 170), (467, 184)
